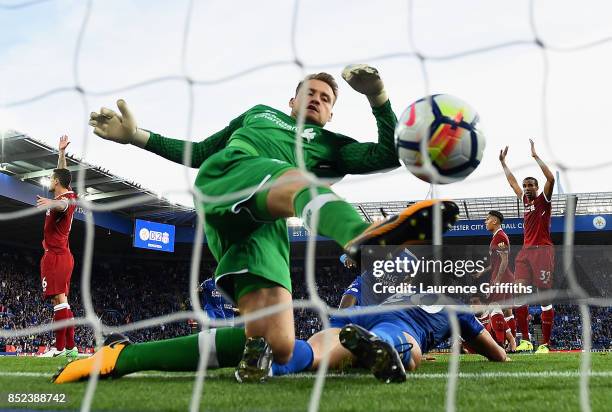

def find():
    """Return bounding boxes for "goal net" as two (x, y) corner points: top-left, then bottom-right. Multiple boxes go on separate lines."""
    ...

(1, 1), (611, 411)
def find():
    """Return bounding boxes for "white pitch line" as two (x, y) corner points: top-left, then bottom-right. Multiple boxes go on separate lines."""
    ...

(407, 371), (612, 379)
(1, 371), (612, 379)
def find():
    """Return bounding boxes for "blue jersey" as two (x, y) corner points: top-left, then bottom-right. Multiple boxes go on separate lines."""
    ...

(393, 306), (483, 353)
(330, 294), (484, 353)
(344, 248), (418, 306)
(222, 302), (235, 320)
(200, 278), (227, 320)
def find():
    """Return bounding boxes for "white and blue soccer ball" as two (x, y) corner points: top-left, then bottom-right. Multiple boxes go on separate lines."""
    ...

(395, 94), (485, 184)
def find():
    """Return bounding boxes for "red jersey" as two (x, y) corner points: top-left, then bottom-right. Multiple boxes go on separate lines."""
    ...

(489, 228), (511, 281)
(522, 192), (553, 246)
(42, 190), (77, 254)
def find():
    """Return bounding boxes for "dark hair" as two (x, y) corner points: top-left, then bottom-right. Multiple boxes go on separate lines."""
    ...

(488, 210), (504, 224)
(53, 168), (72, 188)
(523, 176), (538, 186)
(296, 73), (338, 102)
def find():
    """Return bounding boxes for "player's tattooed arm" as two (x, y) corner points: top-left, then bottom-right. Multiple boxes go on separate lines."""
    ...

(499, 146), (523, 198)
(529, 139), (555, 200)
(36, 196), (68, 212)
(492, 246), (509, 284)
(57, 135), (69, 169)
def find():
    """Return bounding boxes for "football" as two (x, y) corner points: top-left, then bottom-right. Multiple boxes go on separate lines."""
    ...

(395, 94), (485, 184)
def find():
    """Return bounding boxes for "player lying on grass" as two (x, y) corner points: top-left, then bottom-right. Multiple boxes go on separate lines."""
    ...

(273, 295), (509, 383)
(53, 293), (507, 385)
(87, 63), (460, 382)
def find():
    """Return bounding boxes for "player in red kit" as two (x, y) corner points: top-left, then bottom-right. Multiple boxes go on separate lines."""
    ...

(36, 135), (78, 359)
(473, 210), (517, 349)
(466, 294), (516, 352)
(499, 139), (555, 354)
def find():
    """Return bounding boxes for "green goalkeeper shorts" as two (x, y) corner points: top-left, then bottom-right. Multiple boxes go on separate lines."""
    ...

(194, 147), (295, 301)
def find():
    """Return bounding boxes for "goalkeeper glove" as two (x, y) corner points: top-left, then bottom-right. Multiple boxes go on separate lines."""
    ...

(342, 64), (389, 108)
(88, 99), (150, 148)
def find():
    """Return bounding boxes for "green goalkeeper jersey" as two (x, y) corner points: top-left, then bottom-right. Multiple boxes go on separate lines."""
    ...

(144, 100), (399, 177)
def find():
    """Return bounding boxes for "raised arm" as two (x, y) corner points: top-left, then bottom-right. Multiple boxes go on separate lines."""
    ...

(57, 135), (69, 169)
(498, 146), (523, 198)
(336, 65), (400, 174)
(89, 100), (244, 168)
(530, 139), (555, 200)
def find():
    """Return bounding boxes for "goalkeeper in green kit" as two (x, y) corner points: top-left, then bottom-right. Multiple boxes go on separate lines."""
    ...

(53, 65), (459, 384)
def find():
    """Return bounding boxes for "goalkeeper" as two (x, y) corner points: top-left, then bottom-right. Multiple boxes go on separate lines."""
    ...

(71, 65), (459, 383)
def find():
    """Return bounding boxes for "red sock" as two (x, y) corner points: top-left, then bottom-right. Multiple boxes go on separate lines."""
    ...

(514, 305), (530, 341)
(65, 308), (75, 349)
(490, 313), (508, 346)
(53, 305), (70, 351)
(541, 306), (555, 345)
(506, 316), (517, 338)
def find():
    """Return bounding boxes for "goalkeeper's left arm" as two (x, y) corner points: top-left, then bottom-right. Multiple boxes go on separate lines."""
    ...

(336, 65), (400, 174)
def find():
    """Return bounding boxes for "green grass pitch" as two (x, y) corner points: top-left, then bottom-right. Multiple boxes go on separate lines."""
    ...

(1, 353), (611, 411)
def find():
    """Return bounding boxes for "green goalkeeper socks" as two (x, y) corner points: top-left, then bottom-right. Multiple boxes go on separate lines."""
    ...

(114, 327), (246, 376)
(293, 186), (370, 246)
(213, 327), (247, 367)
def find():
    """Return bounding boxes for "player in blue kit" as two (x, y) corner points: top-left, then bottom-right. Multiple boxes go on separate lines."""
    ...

(222, 302), (236, 326)
(339, 248), (418, 308)
(53, 292), (506, 384)
(199, 278), (231, 321)
(273, 293), (508, 383)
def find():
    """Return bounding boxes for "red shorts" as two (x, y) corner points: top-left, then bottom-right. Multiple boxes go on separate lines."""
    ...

(40, 251), (74, 298)
(514, 245), (555, 289)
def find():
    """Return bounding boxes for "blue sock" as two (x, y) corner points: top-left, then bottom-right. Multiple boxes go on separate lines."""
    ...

(371, 322), (412, 366)
(271, 340), (314, 376)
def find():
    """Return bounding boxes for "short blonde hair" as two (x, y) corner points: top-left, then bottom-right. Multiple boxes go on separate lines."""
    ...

(296, 72), (338, 102)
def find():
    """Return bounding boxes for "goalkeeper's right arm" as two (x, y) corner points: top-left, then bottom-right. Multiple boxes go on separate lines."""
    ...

(89, 100), (245, 168)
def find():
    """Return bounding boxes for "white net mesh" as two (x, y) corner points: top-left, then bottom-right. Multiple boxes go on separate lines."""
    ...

(1, 1), (612, 411)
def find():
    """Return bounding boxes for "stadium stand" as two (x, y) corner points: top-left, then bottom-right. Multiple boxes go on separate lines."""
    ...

(2, 244), (611, 353)
(1, 133), (611, 354)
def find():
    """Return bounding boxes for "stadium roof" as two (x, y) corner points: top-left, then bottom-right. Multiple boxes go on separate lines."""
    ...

(353, 192), (612, 223)
(0, 130), (195, 224)
(2, 129), (612, 227)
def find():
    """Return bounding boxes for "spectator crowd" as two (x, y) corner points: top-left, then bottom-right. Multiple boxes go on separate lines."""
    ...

(1, 246), (611, 353)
